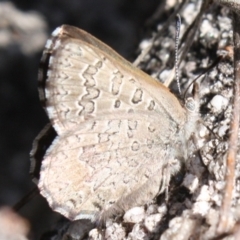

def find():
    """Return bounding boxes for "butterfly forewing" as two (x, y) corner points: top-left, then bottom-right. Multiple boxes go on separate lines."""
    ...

(39, 25), (186, 134)
(36, 25), (196, 221)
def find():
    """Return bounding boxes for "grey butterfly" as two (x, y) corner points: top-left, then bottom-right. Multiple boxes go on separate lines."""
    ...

(34, 25), (199, 223)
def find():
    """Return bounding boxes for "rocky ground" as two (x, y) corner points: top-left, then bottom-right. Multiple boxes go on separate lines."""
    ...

(1, 0), (240, 239)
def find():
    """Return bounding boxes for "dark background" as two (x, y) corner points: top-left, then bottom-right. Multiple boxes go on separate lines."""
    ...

(0, 0), (161, 238)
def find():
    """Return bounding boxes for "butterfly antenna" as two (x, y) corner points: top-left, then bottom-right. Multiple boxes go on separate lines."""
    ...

(175, 14), (181, 94)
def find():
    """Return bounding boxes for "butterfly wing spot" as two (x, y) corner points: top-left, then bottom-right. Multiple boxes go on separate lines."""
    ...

(111, 71), (123, 95)
(123, 175), (132, 184)
(128, 120), (137, 130)
(57, 57), (72, 68)
(98, 133), (110, 143)
(131, 141), (140, 151)
(128, 158), (138, 168)
(85, 65), (98, 75)
(78, 100), (95, 114)
(82, 88), (100, 100)
(148, 123), (156, 133)
(129, 78), (136, 84)
(148, 100), (155, 111)
(63, 42), (83, 57)
(132, 88), (143, 104)
(81, 62), (102, 88)
(82, 72), (96, 87)
(89, 121), (97, 130)
(51, 104), (70, 121)
(54, 70), (69, 80)
(127, 108), (134, 114)
(95, 61), (102, 68)
(81, 62), (102, 87)
(127, 120), (137, 138)
(45, 84), (67, 99)
(127, 130), (133, 138)
(147, 139), (154, 149)
(143, 152), (152, 159)
(114, 99), (121, 108)
(106, 120), (121, 134)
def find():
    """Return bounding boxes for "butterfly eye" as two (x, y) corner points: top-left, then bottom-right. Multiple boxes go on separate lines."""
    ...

(185, 97), (196, 112)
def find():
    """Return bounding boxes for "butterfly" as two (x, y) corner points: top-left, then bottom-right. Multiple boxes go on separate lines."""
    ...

(32, 24), (199, 223)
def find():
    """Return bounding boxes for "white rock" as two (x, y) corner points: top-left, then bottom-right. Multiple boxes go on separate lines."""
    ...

(123, 207), (145, 223)
(105, 223), (126, 240)
(183, 174), (199, 193)
(193, 201), (210, 216)
(88, 229), (104, 240)
(218, 124), (228, 137)
(209, 95), (228, 113)
(144, 213), (162, 232)
(197, 185), (211, 201)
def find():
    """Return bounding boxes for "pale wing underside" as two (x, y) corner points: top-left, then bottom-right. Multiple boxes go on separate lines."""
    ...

(39, 25), (186, 135)
(39, 114), (176, 221)
(37, 25), (188, 221)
